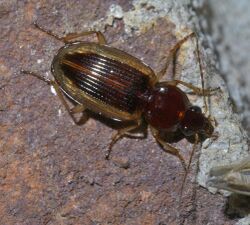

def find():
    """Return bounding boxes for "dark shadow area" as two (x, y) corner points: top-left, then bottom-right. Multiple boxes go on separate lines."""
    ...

(225, 194), (250, 219)
(158, 128), (209, 144)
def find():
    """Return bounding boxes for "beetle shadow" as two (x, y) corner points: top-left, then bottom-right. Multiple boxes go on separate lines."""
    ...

(83, 110), (149, 139)
(75, 106), (209, 144)
(158, 129), (208, 145)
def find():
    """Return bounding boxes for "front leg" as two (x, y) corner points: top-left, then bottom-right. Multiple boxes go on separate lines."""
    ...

(169, 80), (219, 96)
(165, 79), (220, 114)
(150, 126), (187, 171)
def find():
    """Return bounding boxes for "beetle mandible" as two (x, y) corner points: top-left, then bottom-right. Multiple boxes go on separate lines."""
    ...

(22, 22), (217, 171)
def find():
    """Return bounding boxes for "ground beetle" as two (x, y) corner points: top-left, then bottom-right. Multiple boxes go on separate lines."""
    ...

(22, 22), (217, 172)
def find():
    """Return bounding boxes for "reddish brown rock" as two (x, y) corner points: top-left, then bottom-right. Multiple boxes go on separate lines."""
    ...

(0, 1), (237, 224)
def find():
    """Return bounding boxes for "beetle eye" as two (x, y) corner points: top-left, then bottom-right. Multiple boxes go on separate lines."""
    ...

(190, 106), (202, 113)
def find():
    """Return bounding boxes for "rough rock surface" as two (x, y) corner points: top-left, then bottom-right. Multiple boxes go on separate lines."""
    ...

(193, 0), (250, 224)
(0, 0), (248, 224)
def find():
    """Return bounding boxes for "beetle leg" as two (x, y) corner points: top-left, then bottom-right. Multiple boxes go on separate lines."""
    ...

(21, 70), (51, 84)
(61, 31), (107, 45)
(68, 104), (89, 125)
(21, 70), (88, 125)
(156, 32), (220, 113)
(164, 79), (219, 114)
(70, 104), (86, 114)
(124, 132), (146, 138)
(150, 126), (187, 171)
(49, 81), (88, 125)
(33, 22), (107, 45)
(106, 119), (142, 159)
(168, 80), (220, 114)
(168, 80), (219, 96)
(156, 32), (195, 81)
(33, 22), (64, 43)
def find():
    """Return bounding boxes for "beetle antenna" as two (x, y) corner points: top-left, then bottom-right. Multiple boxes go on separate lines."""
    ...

(179, 134), (200, 199)
(193, 33), (208, 114)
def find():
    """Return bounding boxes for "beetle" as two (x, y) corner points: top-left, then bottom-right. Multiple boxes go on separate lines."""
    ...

(22, 22), (216, 171)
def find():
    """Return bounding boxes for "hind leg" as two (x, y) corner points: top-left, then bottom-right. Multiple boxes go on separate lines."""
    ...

(21, 70), (88, 124)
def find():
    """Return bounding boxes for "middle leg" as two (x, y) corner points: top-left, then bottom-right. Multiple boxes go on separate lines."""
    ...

(106, 119), (143, 159)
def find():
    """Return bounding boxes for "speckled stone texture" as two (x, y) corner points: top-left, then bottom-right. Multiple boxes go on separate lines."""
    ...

(0, 0), (246, 224)
(193, 0), (250, 224)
